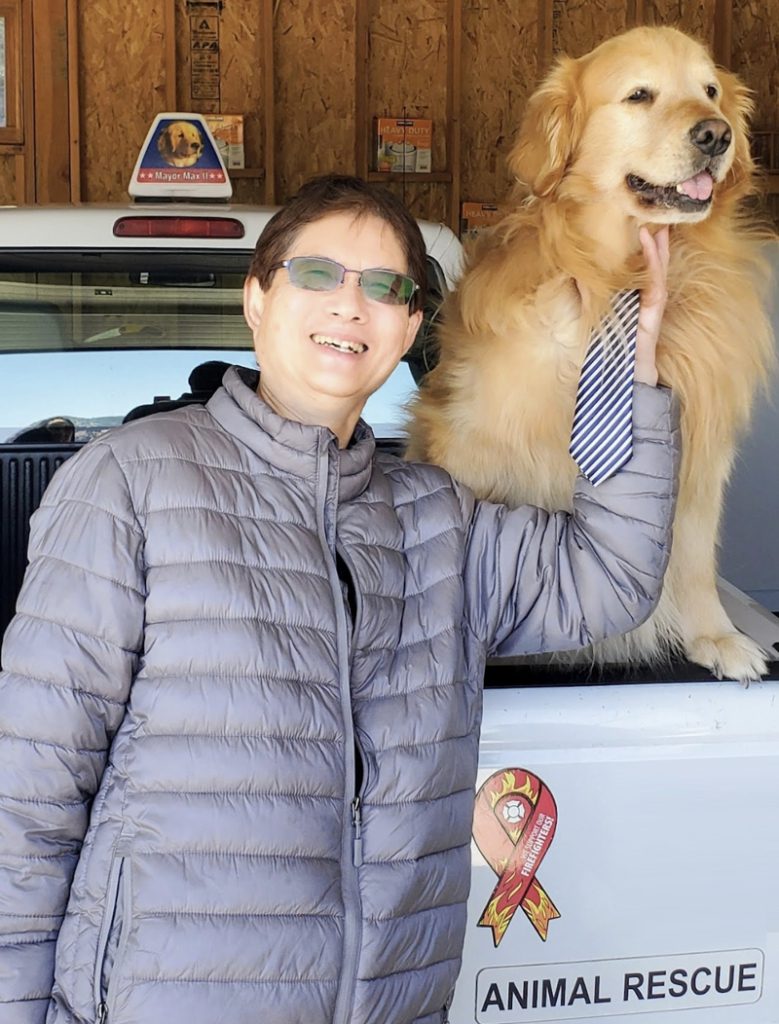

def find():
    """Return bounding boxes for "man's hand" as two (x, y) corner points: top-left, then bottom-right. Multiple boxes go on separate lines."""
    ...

(634, 225), (670, 386)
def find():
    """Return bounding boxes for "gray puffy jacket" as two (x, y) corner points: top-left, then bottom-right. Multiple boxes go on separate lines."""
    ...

(0, 367), (679, 1024)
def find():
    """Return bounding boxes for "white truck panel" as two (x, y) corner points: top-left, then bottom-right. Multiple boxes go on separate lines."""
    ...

(452, 589), (779, 1024)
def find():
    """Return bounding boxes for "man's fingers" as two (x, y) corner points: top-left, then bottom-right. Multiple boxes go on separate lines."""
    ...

(653, 225), (671, 279)
(638, 226), (669, 302)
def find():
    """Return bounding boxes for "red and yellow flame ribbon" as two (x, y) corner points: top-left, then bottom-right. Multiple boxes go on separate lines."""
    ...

(472, 767), (560, 945)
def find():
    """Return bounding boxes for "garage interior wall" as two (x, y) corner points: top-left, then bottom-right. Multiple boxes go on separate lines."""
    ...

(1, 0), (777, 230)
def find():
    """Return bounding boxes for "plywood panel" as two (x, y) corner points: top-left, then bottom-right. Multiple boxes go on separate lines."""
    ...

(552, 0), (628, 57)
(79, 0), (169, 201)
(0, 154), (18, 204)
(460, 0), (537, 204)
(34, 0), (778, 235)
(367, 0), (449, 170)
(32, 0), (72, 202)
(274, 0), (356, 203)
(732, 0), (779, 130)
(175, 0), (267, 180)
(377, 177), (448, 223)
(644, 0), (717, 47)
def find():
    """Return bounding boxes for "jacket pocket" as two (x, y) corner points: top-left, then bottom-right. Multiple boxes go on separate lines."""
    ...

(93, 844), (132, 1024)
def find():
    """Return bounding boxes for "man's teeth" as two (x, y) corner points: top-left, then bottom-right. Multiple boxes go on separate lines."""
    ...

(312, 334), (367, 354)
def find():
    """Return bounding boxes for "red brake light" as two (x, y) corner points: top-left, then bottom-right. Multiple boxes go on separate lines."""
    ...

(113, 216), (245, 239)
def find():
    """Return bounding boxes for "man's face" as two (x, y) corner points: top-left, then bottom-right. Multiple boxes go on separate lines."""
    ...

(244, 211), (422, 429)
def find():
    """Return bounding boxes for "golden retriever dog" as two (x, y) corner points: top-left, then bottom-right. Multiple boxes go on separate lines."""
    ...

(407, 26), (775, 682)
(157, 121), (204, 167)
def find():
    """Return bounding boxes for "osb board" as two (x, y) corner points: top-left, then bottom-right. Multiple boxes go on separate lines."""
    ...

(175, 0), (266, 174)
(367, 0), (449, 170)
(274, 0), (356, 203)
(230, 177), (266, 206)
(551, 0), (628, 57)
(642, 0), (716, 47)
(79, 1), (170, 201)
(377, 178), (448, 223)
(460, 0), (538, 204)
(0, 156), (18, 205)
(732, 0), (779, 130)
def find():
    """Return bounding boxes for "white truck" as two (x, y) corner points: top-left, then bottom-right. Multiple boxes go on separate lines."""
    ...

(1, 200), (777, 1024)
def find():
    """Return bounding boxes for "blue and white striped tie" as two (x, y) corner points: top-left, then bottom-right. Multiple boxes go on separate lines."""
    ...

(569, 289), (640, 485)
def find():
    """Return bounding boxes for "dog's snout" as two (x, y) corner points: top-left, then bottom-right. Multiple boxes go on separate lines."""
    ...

(689, 119), (731, 157)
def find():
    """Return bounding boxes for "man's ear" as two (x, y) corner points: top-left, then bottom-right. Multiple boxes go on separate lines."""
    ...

(403, 309), (424, 356)
(507, 56), (583, 197)
(243, 276), (265, 331)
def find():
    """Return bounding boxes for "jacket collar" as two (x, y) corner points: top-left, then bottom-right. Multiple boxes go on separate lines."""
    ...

(206, 366), (377, 501)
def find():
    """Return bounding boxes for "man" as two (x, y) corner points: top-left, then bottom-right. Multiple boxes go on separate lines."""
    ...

(0, 175), (676, 1024)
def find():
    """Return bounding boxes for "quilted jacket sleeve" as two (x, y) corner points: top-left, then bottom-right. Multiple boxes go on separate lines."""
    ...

(0, 441), (145, 1024)
(462, 383), (680, 656)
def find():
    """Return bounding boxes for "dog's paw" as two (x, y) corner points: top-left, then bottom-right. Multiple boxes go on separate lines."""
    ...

(687, 632), (769, 685)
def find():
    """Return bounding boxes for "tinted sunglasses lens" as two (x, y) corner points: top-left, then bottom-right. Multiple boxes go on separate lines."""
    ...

(287, 257), (342, 291)
(361, 270), (417, 305)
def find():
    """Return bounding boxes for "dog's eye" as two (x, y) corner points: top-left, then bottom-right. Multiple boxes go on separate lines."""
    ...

(625, 88), (653, 103)
(705, 83), (719, 99)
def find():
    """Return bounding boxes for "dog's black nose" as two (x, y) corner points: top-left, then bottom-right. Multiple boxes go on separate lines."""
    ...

(689, 119), (732, 157)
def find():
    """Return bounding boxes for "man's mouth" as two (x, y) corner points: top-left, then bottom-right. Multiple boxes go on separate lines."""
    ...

(626, 169), (714, 211)
(312, 333), (367, 354)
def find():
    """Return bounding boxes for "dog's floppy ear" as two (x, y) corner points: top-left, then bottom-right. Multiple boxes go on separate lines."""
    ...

(507, 56), (583, 197)
(717, 67), (756, 200)
(157, 127), (173, 159)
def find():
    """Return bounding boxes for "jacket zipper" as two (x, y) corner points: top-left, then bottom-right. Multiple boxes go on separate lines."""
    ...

(315, 440), (362, 1024)
(343, 547), (367, 872)
(351, 795), (363, 867)
(93, 852), (126, 1024)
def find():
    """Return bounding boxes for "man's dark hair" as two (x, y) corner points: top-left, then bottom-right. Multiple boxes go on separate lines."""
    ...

(248, 174), (427, 314)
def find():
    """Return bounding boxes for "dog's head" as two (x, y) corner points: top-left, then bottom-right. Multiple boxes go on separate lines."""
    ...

(157, 121), (204, 167)
(508, 26), (754, 225)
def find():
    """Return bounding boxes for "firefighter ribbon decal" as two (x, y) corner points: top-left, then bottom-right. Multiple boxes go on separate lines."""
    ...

(472, 767), (560, 945)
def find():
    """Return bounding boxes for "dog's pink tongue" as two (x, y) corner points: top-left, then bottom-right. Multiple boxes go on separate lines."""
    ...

(679, 170), (714, 201)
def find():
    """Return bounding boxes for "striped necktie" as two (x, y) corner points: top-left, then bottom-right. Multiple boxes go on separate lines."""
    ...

(569, 289), (640, 485)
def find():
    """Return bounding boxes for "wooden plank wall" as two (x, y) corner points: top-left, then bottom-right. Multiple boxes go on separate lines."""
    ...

(1, 0), (777, 223)
(366, 0), (450, 221)
(0, 157), (17, 202)
(78, 0), (172, 200)
(274, 0), (356, 204)
(175, 0), (267, 203)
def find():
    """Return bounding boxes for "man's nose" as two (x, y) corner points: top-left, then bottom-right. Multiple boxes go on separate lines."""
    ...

(328, 271), (368, 317)
(689, 119), (732, 157)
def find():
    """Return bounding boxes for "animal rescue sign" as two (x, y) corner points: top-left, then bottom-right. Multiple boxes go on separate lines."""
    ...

(476, 949), (763, 1022)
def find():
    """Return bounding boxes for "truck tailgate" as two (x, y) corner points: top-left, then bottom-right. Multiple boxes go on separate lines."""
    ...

(452, 588), (779, 1024)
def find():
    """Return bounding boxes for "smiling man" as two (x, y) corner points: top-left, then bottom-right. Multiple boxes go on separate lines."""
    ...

(243, 204), (423, 447)
(0, 174), (679, 1024)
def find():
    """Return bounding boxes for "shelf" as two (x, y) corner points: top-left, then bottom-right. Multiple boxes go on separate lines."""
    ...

(228, 168), (266, 180)
(367, 171), (453, 184)
(356, 0), (462, 234)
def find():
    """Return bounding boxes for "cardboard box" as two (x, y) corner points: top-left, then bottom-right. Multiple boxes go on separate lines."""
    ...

(376, 117), (432, 173)
(204, 114), (245, 169)
(460, 202), (507, 239)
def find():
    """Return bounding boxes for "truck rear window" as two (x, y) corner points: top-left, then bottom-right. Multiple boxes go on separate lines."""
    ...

(0, 249), (423, 442)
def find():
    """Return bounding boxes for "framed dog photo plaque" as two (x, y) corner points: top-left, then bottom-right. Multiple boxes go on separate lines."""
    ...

(129, 113), (232, 200)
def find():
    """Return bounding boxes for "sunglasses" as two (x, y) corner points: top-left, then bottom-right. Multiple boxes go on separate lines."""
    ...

(271, 256), (419, 307)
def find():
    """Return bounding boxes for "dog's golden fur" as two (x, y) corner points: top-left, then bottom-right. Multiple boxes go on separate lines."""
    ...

(407, 26), (775, 681)
(157, 121), (204, 168)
